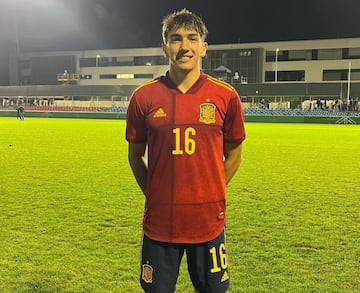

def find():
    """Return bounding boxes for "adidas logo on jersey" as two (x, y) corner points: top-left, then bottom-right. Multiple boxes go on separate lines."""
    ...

(153, 107), (167, 118)
(221, 271), (229, 282)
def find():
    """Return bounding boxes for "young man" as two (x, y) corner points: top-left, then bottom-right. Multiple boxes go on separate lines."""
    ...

(126, 9), (246, 293)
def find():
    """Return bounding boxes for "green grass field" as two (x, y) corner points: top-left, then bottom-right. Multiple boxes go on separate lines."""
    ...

(0, 117), (359, 292)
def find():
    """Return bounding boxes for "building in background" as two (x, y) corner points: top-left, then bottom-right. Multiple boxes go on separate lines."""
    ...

(9, 37), (360, 87)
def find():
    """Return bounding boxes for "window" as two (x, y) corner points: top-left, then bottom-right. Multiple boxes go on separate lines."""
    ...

(267, 49), (313, 61)
(266, 50), (276, 62)
(279, 70), (305, 81)
(265, 70), (305, 82)
(323, 70), (344, 81)
(287, 50), (306, 61)
(113, 56), (134, 66)
(100, 74), (117, 79)
(80, 58), (96, 67)
(323, 69), (360, 81)
(341, 47), (360, 59)
(266, 50), (285, 62)
(80, 55), (168, 67)
(317, 49), (342, 60)
(350, 69), (360, 81)
(99, 73), (152, 79)
(116, 73), (134, 79)
(134, 56), (168, 66)
(134, 74), (153, 79)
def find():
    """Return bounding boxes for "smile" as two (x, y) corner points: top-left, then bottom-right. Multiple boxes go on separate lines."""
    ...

(176, 56), (192, 61)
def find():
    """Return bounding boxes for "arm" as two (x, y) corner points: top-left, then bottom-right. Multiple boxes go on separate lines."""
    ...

(128, 142), (148, 195)
(223, 142), (243, 185)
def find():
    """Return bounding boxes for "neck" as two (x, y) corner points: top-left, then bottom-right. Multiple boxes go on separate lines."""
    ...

(168, 68), (201, 93)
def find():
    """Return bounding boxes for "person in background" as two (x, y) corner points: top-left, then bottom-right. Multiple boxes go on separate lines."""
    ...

(17, 104), (25, 120)
(126, 8), (246, 293)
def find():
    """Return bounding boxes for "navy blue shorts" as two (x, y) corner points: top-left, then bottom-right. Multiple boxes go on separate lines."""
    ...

(140, 229), (230, 293)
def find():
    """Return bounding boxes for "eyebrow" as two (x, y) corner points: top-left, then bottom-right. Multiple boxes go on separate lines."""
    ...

(169, 32), (199, 39)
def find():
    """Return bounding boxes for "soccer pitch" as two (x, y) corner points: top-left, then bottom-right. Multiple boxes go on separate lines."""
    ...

(0, 117), (359, 292)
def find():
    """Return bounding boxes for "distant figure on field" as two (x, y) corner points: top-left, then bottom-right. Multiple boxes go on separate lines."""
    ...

(17, 105), (25, 120)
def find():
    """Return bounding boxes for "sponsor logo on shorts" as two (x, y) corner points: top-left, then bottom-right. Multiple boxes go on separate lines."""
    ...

(142, 262), (153, 283)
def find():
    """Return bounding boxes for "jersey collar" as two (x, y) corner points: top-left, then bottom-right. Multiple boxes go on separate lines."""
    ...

(161, 71), (207, 94)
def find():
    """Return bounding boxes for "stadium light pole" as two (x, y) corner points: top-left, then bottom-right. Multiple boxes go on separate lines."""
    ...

(275, 48), (280, 83)
(95, 54), (101, 82)
(347, 61), (351, 111)
(93, 54), (101, 106)
(274, 48), (280, 107)
(347, 61), (351, 99)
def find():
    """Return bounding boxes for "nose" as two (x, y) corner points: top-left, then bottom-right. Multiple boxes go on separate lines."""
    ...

(179, 38), (190, 51)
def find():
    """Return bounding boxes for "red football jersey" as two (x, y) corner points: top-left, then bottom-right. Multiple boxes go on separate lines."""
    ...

(126, 72), (246, 243)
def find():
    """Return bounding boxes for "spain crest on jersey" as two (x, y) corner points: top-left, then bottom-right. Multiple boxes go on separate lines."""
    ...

(199, 103), (216, 124)
(142, 263), (153, 283)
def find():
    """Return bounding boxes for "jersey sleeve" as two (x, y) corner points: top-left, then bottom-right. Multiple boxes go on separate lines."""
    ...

(125, 93), (147, 143)
(223, 91), (246, 143)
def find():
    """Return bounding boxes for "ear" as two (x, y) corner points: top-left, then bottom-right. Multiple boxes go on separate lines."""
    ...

(200, 41), (208, 58)
(161, 44), (169, 58)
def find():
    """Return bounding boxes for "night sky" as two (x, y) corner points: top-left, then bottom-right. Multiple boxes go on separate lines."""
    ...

(1, 0), (360, 85)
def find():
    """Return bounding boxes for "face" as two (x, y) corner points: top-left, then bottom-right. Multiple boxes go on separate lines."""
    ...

(162, 27), (208, 73)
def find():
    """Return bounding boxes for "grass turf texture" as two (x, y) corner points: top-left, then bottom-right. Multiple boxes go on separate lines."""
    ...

(0, 117), (359, 292)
